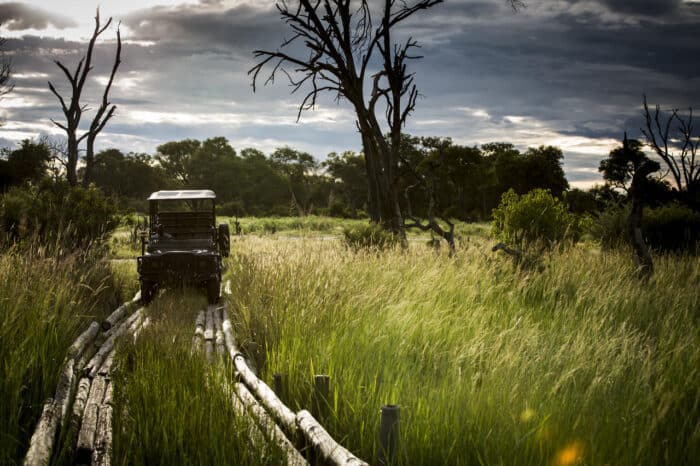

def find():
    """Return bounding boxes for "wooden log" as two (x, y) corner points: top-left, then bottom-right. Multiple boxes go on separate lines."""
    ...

(103, 381), (113, 406)
(54, 358), (75, 421)
(214, 306), (225, 357)
(235, 382), (307, 466)
(85, 309), (143, 378)
(227, 384), (275, 459)
(101, 292), (140, 331)
(221, 308), (297, 435)
(192, 310), (206, 351)
(204, 306), (215, 362)
(296, 410), (368, 466)
(92, 404), (113, 466)
(76, 375), (107, 463)
(98, 348), (115, 377)
(101, 304), (127, 332)
(378, 405), (400, 466)
(66, 322), (100, 360)
(22, 398), (57, 466)
(68, 377), (92, 456)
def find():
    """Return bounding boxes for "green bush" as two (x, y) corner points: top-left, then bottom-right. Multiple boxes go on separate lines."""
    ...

(342, 223), (401, 251)
(644, 203), (700, 252)
(218, 200), (246, 217)
(0, 181), (117, 249)
(591, 204), (629, 250)
(591, 203), (700, 253)
(492, 188), (588, 249)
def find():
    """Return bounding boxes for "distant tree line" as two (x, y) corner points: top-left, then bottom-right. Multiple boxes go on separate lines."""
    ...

(0, 134), (581, 220)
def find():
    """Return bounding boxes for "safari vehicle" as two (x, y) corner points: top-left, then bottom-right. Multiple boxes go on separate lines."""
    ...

(137, 190), (230, 304)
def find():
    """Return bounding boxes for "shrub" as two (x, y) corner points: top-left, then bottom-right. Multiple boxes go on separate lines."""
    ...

(591, 203), (700, 253)
(342, 223), (401, 251)
(492, 188), (587, 249)
(643, 203), (700, 252)
(591, 205), (629, 250)
(0, 181), (117, 249)
(218, 200), (246, 217)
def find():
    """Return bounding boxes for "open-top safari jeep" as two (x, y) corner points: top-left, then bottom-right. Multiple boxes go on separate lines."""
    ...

(137, 190), (230, 304)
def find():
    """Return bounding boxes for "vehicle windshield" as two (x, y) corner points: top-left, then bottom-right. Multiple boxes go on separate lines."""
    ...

(157, 199), (214, 212)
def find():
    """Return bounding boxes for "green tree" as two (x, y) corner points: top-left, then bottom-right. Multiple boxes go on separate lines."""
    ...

(270, 147), (318, 215)
(322, 151), (367, 218)
(155, 139), (201, 184)
(4, 139), (50, 186)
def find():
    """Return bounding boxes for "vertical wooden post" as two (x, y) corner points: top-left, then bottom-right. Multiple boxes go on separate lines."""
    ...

(313, 374), (330, 421)
(273, 373), (288, 404)
(379, 404), (400, 466)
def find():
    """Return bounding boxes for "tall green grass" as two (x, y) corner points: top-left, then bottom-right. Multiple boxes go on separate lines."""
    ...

(225, 237), (699, 465)
(0, 246), (128, 464)
(111, 291), (286, 465)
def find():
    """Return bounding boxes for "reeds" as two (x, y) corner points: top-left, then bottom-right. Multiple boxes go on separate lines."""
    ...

(225, 236), (700, 465)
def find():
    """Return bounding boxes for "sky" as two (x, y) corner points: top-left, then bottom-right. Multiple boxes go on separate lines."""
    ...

(1, 0), (699, 188)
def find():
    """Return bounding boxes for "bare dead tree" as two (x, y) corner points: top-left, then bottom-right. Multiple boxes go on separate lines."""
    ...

(0, 31), (13, 100)
(84, 26), (121, 187)
(641, 95), (700, 200)
(251, 0), (523, 237)
(48, 10), (121, 186)
(251, 0), (448, 235)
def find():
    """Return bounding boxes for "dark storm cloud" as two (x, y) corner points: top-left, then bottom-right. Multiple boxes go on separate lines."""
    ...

(0, 2), (77, 30)
(123, 2), (279, 54)
(3, 0), (700, 186)
(597, 0), (681, 16)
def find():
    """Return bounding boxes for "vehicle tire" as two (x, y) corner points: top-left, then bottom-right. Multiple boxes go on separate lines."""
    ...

(141, 280), (157, 304)
(206, 279), (220, 304)
(218, 223), (230, 257)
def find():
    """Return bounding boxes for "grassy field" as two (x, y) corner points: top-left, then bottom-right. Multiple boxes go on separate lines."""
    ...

(110, 292), (287, 466)
(225, 235), (699, 466)
(0, 245), (130, 464)
(2, 218), (698, 465)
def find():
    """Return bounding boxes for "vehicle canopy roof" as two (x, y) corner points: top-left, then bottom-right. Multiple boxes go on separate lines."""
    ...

(148, 190), (216, 201)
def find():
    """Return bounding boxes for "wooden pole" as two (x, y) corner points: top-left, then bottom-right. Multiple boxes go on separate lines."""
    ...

(296, 410), (368, 466)
(204, 306), (215, 363)
(221, 307), (297, 435)
(214, 306), (225, 357)
(76, 375), (107, 463)
(53, 358), (75, 421)
(67, 377), (91, 457)
(66, 322), (100, 360)
(92, 403), (113, 466)
(192, 310), (205, 352)
(235, 382), (308, 466)
(22, 399), (57, 466)
(85, 309), (143, 378)
(101, 292), (140, 331)
(314, 375), (330, 422)
(378, 405), (400, 465)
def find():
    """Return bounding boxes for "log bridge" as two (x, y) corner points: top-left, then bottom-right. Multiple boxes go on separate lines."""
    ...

(23, 292), (148, 466)
(23, 283), (369, 466)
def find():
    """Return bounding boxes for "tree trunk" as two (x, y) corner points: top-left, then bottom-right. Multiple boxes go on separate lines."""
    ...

(83, 136), (95, 187)
(628, 195), (653, 277)
(67, 131), (79, 186)
(355, 106), (404, 236)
